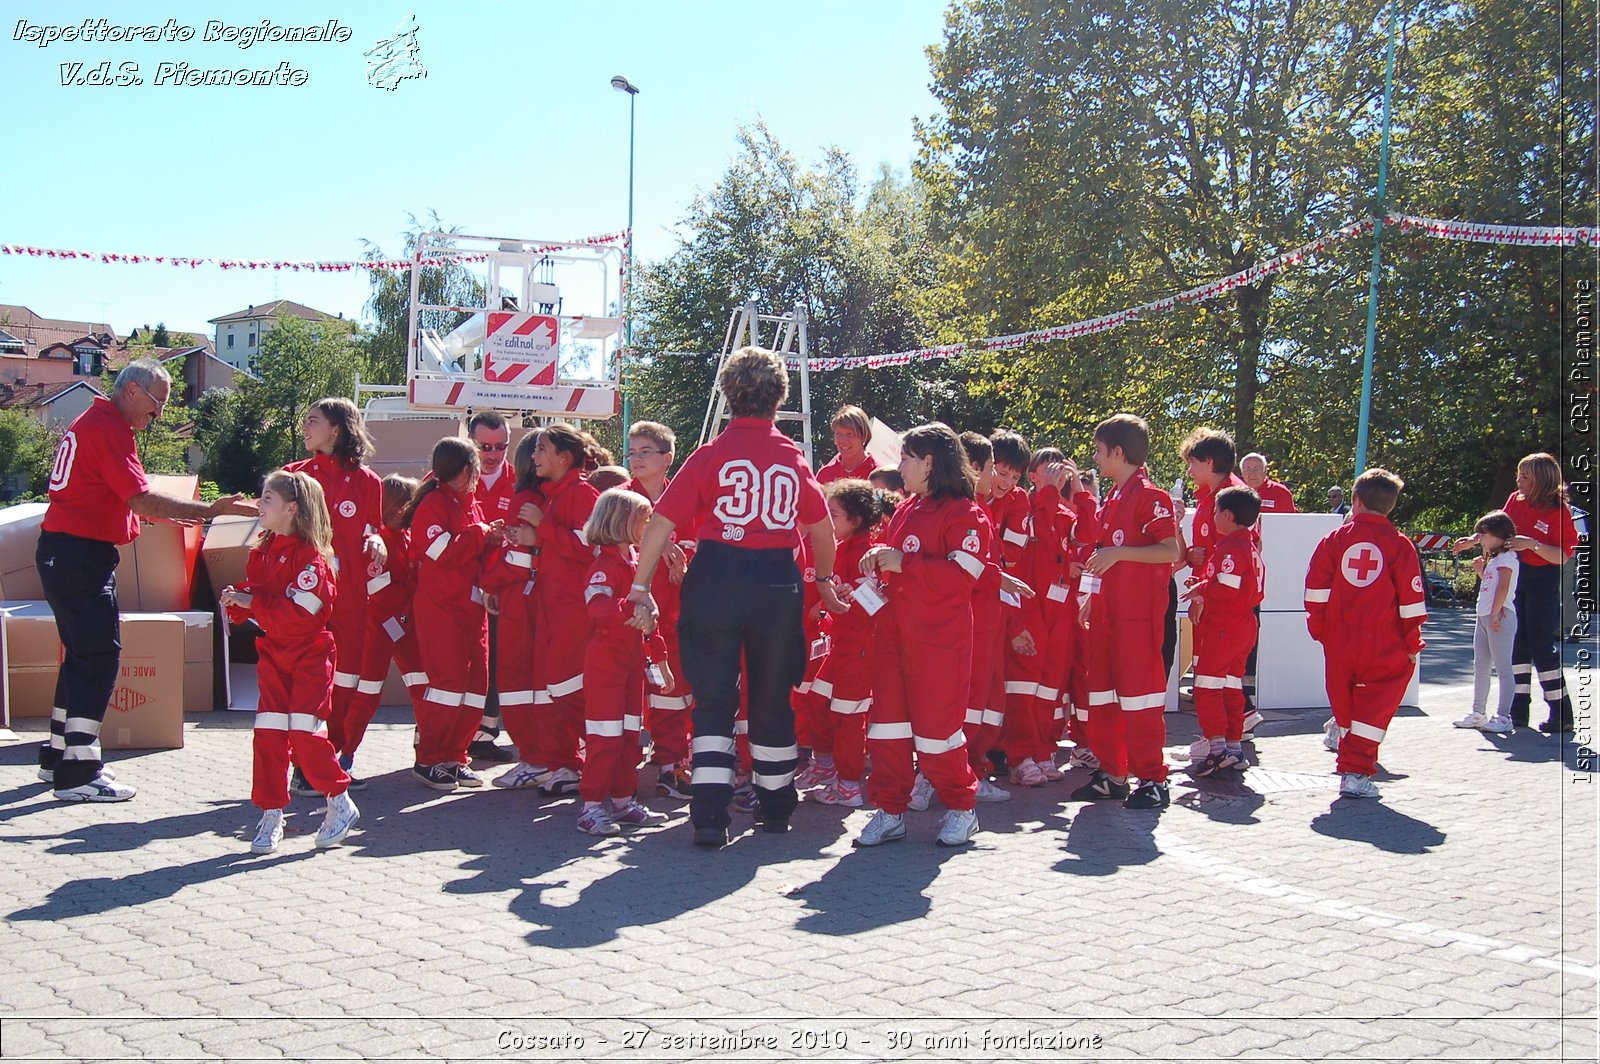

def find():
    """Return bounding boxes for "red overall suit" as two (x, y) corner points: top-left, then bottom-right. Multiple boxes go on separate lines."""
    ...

(531, 468), (601, 774)
(1189, 528), (1264, 742)
(962, 507), (1007, 775)
(866, 495), (988, 814)
(628, 476), (695, 770)
(579, 544), (668, 803)
(809, 532), (877, 782)
(285, 455), (382, 746)
(481, 487), (541, 762)
(1024, 484), (1083, 752)
(409, 484), (497, 767)
(791, 536), (833, 750)
(1083, 469), (1178, 782)
(988, 487), (1043, 762)
(1305, 513), (1426, 776)
(335, 523), (428, 758)
(229, 531), (349, 810)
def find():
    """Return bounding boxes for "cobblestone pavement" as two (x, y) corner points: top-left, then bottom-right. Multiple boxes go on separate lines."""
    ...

(1, 610), (1594, 1062)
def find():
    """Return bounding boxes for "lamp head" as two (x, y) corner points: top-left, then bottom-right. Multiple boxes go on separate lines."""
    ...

(611, 75), (638, 94)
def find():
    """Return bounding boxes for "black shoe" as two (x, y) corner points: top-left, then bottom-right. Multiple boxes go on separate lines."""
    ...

(692, 825), (729, 849)
(345, 775), (368, 792)
(1068, 770), (1131, 802)
(655, 765), (693, 800)
(289, 768), (318, 797)
(412, 763), (459, 792)
(1123, 780), (1170, 809)
(1539, 720), (1574, 734)
(757, 817), (791, 834)
(987, 748), (1010, 775)
(1512, 716), (1530, 728)
(469, 740), (517, 764)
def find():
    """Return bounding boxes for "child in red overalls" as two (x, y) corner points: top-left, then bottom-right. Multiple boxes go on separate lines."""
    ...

(576, 488), (674, 836)
(221, 470), (358, 854)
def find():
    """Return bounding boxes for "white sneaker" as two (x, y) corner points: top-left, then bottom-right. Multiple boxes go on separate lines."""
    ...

(1242, 709), (1264, 737)
(936, 807), (979, 847)
(577, 803), (620, 836)
(1186, 738), (1212, 763)
(314, 791), (360, 848)
(1482, 715), (1514, 734)
(975, 778), (1011, 803)
(1036, 755), (1064, 782)
(54, 774), (136, 802)
(492, 762), (551, 789)
(251, 809), (285, 853)
(813, 778), (864, 807)
(1066, 746), (1100, 770)
(906, 772), (936, 812)
(1009, 757), (1046, 787)
(537, 766), (582, 796)
(852, 809), (907, 847)
(37, 765), (116, 785)
(1323, 718), (1344, 752)
(1339, 773), (1380, 799)
(1454, 712), (1488, 729)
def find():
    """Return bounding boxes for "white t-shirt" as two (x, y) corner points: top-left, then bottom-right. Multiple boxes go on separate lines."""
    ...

(1476, 552), (1520, 616)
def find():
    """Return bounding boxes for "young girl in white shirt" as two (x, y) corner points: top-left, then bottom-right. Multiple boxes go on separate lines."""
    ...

(1453, 511), (1520, 733)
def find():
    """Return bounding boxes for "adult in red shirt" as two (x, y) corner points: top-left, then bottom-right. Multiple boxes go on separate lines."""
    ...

(467, 410), (517, 763)
(37, 360), (256, 801)
(285, 398), (383, 789)
(1477, 452), (1579, 732)
(1240, 452), (1297, 513)
(628, 347), (845, 849)
(815, 404), (878, 485)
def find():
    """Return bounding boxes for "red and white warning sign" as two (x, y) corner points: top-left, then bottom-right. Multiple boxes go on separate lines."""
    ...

(483, 312), (559, 386)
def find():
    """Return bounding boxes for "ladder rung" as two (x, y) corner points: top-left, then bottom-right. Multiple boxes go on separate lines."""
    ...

(775, 410), (806, 420)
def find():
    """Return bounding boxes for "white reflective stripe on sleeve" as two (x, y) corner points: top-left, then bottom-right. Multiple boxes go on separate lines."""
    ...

(287, 713), (326, 734)
(753, 771), (795, 789)
(464, 692), (487, 710)
(1005, 681), (1039, 697)
(1035, 686), (1060, 701)
(1074, 706), (1090, 721)
(1348, 719), (1387, 743)
(291, 590), (325, 616)
(809, 678), (834, 699)
(61, 744), (102, 760)
(1303, 587), (1331, 602)
(648, 694), (693, 711)
(866, 721), (914, 741)
(1194, 675), (1228, 689)
(950, 550), (985, 579)
(795, 680), (812, 696)
(1120, 692), (1167, 711)
(586, 718), (624, 737)
(1053, 706), (1065, 720)
(545, 674), (583, 698)
(533, 690), (553, 705)
(1087, 689), (1118, 706)
(749, 743), (798, 762)
(982, 708), (1005, 727)
(1002, 528), (1028, 547)
(913, 729), (967, 755)
(333, 671), (360, 689)
(1216, 572), (1242, 589)
(499, 690), (536, 706)
(1398, 602), (1427, 618)
(965, 708), (986, 725)
(505, 550), (533, 568)
(425, 532), (451, 560)
(622, 714), (642, 732)
(366, 571), (392, 595)
(255, 712), (290, 730)
(829, 696), (871, 715)
(402, 671), (428, 687)
(383, 617), (405, 642)
(692, 735), (737, 756)
(356, 679), (383, 694)
(691, 767), (737, 786)
(584, 585), (614, 602)
(425, 688), (466, 707)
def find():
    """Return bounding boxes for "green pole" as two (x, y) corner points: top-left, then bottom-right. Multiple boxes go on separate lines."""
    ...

(1355, 0), (1402, 474)
(621, 89), (636, 431)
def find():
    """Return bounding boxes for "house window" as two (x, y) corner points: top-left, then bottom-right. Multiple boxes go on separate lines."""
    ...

(227, 334), (234, 348)
(249, 333), (257, 348)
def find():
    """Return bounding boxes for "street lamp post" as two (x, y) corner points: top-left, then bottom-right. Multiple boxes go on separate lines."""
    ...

(612, 74), (639, 430)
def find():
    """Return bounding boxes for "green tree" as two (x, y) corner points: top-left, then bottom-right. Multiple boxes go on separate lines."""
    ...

(250, 313), (362, 467)
(0, 409), (57, 499)
(193, 387), (274, 494)
(360, 213), (486, 386)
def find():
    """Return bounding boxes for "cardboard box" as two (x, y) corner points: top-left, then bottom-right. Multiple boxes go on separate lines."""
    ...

(116, 474), (203, 612)
(0, 503), (48, 600)
(201, 514), (263, 599)
(173, 610), (216, 712)
(368, 417), (463, 480)
(0, 601), (186, 746)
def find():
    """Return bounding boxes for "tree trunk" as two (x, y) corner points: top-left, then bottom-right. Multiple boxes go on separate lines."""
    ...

(1232, 278), (1266, 451)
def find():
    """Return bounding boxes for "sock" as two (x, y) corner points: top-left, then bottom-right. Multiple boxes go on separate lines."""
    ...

(1209, 737), (1226, 755)
(582, 800), (604, 812)
(816, 753), (835, 769)
(1226, 742), (1243, 758)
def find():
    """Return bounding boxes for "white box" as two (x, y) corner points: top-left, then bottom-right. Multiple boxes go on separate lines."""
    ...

(1254, 610), (1420, 711)
(1258, 512), (1343, 612)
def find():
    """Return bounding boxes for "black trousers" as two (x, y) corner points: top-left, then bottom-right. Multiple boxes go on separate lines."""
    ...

(1510, 562), (1570, 727)
(36, 531), (122, 789)
(480, 613), (501, 736)
(1162, 580), (1179, 676)
(677, 541), (806, 829)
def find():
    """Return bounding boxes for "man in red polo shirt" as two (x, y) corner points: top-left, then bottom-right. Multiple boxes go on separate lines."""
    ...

(467, 410), (516, 763)
(815, 405), (877, 484)
(37, 360), (256, 801)
(1240, 452), (1297, 514)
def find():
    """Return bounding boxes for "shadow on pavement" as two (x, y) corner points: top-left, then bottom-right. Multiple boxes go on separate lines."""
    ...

(1051, 801), (1162, 876)
(789, 841), (950, 936)
(10, 847), (317, 921)
(1309, 799), (1446, 853)
(1484, 729), (1598, 774)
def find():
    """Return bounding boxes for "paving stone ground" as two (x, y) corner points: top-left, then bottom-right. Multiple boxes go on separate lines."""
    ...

(0, 609), (1595, 1063)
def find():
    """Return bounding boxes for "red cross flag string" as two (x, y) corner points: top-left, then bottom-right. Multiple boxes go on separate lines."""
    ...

(0, 230), (631, 272)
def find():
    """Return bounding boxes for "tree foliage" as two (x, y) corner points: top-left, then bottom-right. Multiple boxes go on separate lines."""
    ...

(361, 213), (486, 386)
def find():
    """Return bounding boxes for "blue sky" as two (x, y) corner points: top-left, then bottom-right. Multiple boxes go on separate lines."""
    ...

(0, 0), (948, 345)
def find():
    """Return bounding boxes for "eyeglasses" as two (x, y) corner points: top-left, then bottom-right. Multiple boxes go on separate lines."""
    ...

(625, 449), (663, 461)
(477, 442), (509, 452)
(138, 382), (169, 411)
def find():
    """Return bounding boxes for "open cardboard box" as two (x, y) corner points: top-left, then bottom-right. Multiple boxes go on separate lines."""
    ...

(0, 504), (49, 600)
(115, 474), (203, 612)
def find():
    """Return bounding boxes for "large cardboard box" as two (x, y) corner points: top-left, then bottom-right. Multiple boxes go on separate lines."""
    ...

(0, 601), (186, 746)
(201, 514), (263, 599)
(116, 474), (203, 611)
(0, 503), (48, 600)
(173, 610), (216, 712)
(368, 417), (463, 480)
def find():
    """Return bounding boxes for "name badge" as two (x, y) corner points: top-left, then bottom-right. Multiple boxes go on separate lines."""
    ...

(852, 577), (887, 616)
(810, 634), (832, 660)
(1047, 582), (1070, 603)
(645, 662), (666, 687)
(1079, 573), (1102, 595)
(999, 589), (1022, 609)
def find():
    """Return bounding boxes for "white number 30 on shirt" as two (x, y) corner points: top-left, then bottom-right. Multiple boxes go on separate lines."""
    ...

(713, 460), (800, 530)
(48, 432), (78, 492)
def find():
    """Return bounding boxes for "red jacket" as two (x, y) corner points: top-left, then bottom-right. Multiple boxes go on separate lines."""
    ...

(409, 483), (497, 615)
(364, 524), (415, 629)
(880, 494), (992, 647)
(534, 468), (601, 605)
(1091, 469), (1179, 622)
(1304, 513), (1426, 657)
(481, 486), (542, 598)
(1191, 528), (1264, 623)
(986, 487), (1031, 572)
(584, 543), (668, 660)
(1026, 484), (1084, 610)
(285, 454), (382, 586)
(831, 532), (879, 651)
(229, 531), (337, 654)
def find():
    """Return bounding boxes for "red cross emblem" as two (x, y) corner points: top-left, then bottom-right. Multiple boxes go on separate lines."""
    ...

(1340, 542), (1384, 587)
